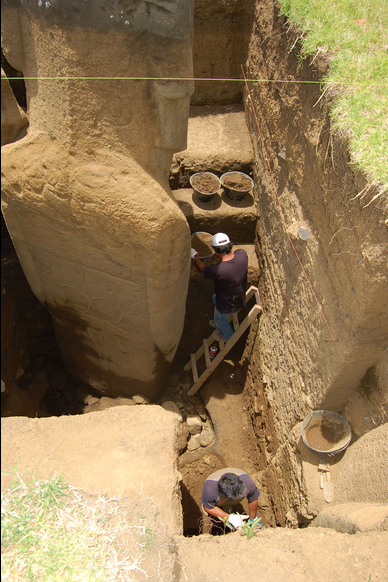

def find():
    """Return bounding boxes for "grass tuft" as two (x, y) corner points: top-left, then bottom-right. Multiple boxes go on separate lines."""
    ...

(1, 472), (155, 581)
(278, 0), (388, 205)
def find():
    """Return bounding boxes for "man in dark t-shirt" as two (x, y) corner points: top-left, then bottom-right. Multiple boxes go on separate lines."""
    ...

(201, 468), (260, 530)
(191, 233), (248, 341)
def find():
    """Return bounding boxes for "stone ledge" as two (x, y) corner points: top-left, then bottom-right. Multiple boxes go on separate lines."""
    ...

(173, 188), (257, 244)
(170, 104), (254, 189)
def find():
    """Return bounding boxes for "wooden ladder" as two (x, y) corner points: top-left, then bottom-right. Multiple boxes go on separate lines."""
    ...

(184, 286), (262, 396)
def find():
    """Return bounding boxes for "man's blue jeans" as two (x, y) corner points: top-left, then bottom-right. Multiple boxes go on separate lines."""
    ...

(212, 294), (235, 341)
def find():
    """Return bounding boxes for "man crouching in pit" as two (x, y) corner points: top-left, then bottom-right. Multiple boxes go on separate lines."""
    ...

(201, 468), (261, 533)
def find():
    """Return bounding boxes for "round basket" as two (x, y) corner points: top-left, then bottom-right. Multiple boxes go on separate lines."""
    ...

(189, 172), (220, 203)
(301, 410), (352, 456)
(191, 231), (214, 260)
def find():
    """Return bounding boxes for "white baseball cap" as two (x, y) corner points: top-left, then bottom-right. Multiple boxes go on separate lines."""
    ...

(211, 233), (231, 247)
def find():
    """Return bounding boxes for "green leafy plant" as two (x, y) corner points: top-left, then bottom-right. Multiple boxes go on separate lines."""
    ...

(218, 515), (234, 531)
(218, 515), (262, 538)
(241, 518), (262, 539)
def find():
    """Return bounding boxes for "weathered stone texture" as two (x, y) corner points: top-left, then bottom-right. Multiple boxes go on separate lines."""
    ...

(1, 0), (194, 399)
(1, 68), (27, 146)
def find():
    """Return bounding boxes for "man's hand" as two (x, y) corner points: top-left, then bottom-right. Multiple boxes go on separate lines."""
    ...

(227, 513), (249, 529)
(191, 250), (205, 274)
(247, 516), (262, 527)
(248, 498), (258, 520)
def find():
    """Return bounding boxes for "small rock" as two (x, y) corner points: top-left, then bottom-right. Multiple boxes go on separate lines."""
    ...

(168, 373), (180, 387)
(76, 386), (93, 404)
(15, 367), (25, 381)
(178, 422), (190, 453)
(85, 395), (99, 406)
(187, 433), (202, 451)
(187, 413), (202, 435)
(298, 227), (311, 241)
(195, 400), (207, 421)
(132, 394), (150, 404)
(117, 397), (136, 407)
(99, 397), (119, 410)
(200, 421), (215, 447)
(84, 401), (101, 413)
(162, 401), (183, 422)
(182, 391), (201, 405)
(185, 403), (198, 416)
(186, 393), (207, 420)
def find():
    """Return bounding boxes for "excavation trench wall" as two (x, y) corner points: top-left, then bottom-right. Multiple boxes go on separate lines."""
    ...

(240, 0), (388, 522)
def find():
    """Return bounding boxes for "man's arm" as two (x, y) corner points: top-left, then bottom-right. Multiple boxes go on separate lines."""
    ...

(248, 498), (258, 520)
(203, 505), (230, 520)
(192, 252), (205, 275)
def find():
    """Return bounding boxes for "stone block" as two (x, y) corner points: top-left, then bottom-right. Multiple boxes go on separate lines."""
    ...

(312, 503), (388, 534)
(1, 407), (183, 533)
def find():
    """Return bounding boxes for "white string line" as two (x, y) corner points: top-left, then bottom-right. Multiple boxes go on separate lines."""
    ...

(6, 76), (385, 86)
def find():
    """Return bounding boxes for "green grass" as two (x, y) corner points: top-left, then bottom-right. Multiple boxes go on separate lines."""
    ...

(278, 0), (388, 202)
(1, 472), (154, 581)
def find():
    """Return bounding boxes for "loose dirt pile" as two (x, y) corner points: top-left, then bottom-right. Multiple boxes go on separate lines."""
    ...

(222, 173), (252, 191)
(191, 173), (220, 193)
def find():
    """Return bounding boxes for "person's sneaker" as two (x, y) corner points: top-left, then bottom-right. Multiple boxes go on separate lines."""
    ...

(212, 329), (225, 342)
(219, 339), (226, 350)
(209, 319), (217, 328)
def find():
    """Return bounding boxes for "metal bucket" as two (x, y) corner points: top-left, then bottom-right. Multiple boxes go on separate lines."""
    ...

(301, 410), (352, 456)
(189, 172), (220, 203)
(220, 171), (254, 201)
(191, 231), (214, 260)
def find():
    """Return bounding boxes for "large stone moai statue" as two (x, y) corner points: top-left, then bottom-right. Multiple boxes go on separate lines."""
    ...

(1, 1), (194, 399)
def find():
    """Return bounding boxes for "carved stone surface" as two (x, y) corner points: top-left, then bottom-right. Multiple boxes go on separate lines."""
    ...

(1, 0), (194, 399)
(1, 68), (27, 146)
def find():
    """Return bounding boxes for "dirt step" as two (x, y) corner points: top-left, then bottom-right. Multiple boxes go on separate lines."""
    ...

(170, 104), (254, 190)
(173, 188), (257, 244)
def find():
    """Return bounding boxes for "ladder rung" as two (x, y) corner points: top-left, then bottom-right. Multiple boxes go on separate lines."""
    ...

(190, 353), (199, 383)
(203, 338), (211, 368)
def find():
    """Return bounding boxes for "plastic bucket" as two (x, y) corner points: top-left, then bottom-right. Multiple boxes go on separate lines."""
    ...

(301, 410), (352, 456)
(189, 172), (220, 203)
(220, 171), (254, 201)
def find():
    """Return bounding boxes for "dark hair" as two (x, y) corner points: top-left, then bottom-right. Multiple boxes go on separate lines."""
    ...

(218, 473), (247, 500)
(213, 242), (233, 255)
